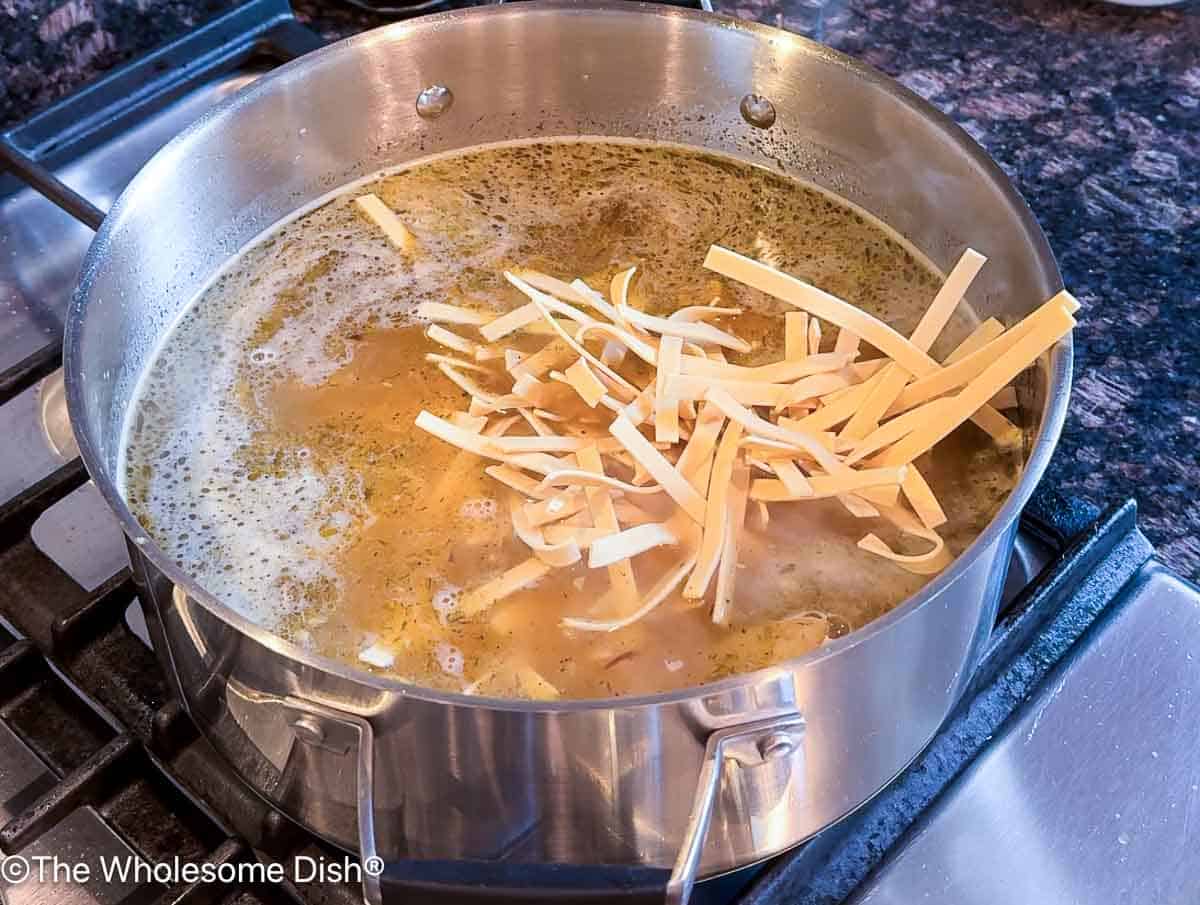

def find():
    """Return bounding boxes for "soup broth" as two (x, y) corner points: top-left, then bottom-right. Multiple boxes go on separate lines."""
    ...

(121, 139), (1021, 699)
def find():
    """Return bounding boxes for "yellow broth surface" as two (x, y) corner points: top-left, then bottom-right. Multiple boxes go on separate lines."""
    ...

(121, 139), (1021, 699)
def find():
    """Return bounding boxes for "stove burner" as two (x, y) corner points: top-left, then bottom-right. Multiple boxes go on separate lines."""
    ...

(36, 372), (77, 462)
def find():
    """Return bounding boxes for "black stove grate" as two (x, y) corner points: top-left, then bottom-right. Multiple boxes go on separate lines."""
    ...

(0, 3), (1153, 904)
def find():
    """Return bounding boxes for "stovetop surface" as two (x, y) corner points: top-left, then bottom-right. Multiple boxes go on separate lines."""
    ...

(849, 562), (1199, 905)
(1, 3), (1198, 904)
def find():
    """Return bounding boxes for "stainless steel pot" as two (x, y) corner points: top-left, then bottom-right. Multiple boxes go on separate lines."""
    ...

(63, 3), (1070, 903)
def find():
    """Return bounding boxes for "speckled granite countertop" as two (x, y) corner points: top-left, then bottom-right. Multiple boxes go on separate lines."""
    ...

(2, 0), (1198, 579)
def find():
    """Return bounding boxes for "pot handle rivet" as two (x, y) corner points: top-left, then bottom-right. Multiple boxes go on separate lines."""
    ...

(416, 85), (454, 119)
(739, 93), (776, 129)
(291, 714), (326, 745)
(758, 731), (797, 760)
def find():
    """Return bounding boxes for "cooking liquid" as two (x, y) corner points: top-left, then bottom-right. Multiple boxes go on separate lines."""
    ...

(121, 139), (1021, 699)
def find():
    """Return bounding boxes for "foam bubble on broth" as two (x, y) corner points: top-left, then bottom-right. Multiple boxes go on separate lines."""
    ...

(431, 583), (463, 622)
(119, 289), (371, 626)
(119, 138), (1021, 697)
(460, 498), (498, 521)
(435, 641), (465, 677)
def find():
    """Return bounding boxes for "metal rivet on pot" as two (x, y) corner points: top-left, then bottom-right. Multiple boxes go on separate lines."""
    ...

(416, 85), (454, 119)
(739, 93), (776, 129)
(291, 715), (326, 745)
(758, 731), (797, 760)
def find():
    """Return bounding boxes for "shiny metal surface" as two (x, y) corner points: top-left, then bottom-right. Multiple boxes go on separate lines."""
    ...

(63, 1), (1070, 894)
(850, 563), (1200, 905)
(666, 715), (807, 905)
(1001, 529), (1056, 610)
(31, 482), (130, 593)
(36, 371), (79, 461)
(0, 70), (264, 376)
(0, 382), (60, 503)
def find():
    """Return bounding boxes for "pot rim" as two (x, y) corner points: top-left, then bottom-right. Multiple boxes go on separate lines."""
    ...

(64, 0), (1071, 715)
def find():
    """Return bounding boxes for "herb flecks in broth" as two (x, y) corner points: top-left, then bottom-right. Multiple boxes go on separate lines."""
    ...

(121, 139), (1037, 699)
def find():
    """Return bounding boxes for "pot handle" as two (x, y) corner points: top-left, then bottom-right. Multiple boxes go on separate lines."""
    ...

(277, 694), (802, 905)
(261, 695), (386, 904)
(666, 713), (806, 905)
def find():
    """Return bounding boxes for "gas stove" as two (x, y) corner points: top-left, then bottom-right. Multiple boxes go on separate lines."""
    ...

(1, 2), (1198, 904)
